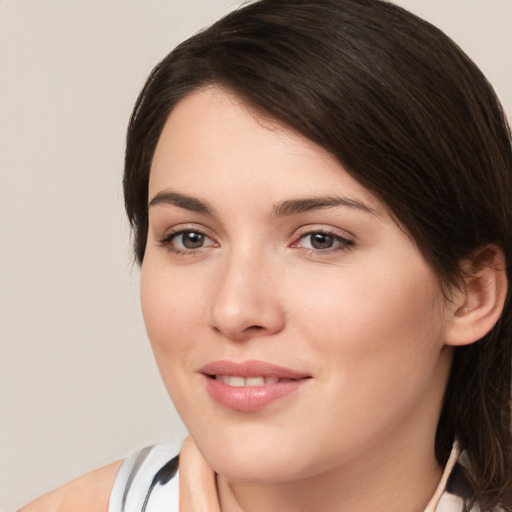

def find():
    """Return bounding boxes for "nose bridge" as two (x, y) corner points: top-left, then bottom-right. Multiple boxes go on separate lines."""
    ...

(208, 243), (284, 340)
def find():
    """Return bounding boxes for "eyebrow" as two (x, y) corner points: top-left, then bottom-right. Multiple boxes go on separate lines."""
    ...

(271, 196), (377, 217)
(148, 190), (377, 217)
(148, 190), (214, 215)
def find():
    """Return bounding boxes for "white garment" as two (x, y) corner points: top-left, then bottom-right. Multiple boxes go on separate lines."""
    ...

(108, 443), (180, 512)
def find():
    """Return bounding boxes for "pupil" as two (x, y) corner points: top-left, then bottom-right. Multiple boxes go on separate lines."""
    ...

(183, 232), (204, 249)
(311, 233), (333, 249)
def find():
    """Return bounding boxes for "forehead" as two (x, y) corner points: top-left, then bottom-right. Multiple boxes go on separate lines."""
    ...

(149, 87), (383, 214)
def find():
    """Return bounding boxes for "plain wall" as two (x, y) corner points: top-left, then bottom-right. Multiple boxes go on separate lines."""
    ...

(1, 1), (510, 510)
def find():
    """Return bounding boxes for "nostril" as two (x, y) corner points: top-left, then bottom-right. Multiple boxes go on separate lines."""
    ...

(246, 325), (264, 330)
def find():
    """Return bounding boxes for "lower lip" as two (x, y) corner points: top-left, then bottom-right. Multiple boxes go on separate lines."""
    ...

(203, 376), (309, 412)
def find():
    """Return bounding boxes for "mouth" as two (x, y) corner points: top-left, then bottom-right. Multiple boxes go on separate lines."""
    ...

(207, 375), (293, 387)
(200, 360), (312, 411)
(200, 359), (310, 380)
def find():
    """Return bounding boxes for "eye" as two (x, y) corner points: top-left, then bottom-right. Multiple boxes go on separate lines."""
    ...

(175, 231), (207, 249)
(293, 230), (353, 253)
(159, 229), (217, 255)
(303, 232), (337, 250)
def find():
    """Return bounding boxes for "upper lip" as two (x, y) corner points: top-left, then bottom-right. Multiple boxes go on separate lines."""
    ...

(199, 360), (311, 379)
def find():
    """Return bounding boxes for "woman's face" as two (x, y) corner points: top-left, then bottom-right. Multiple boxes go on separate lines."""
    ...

(141, 87), (453, 483)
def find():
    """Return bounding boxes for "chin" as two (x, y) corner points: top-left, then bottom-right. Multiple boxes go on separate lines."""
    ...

(192, 427), (317, 483)
(210, 452), (309, 484)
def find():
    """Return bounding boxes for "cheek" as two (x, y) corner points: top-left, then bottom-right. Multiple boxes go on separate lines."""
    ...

(140, 258), (206, 360)
(139, 258), (213, 419)
(291, 258), (446, 389)
(287, 263), (448, 458)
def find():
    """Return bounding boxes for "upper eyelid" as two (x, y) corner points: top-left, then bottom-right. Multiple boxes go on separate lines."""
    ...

(160, 228), (215, 243)
(156, 225), (217, 251)
(154, 222), (356, 244)
(292, 232), (353, 248)
(158, 223), (214, 238)
(292, 224), (355, 240)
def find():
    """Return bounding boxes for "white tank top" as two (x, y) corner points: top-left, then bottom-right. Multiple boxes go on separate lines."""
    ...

(108, 443), (180, 512)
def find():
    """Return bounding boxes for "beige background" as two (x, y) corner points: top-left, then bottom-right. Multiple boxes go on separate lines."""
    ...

(1, 1), (510, 510)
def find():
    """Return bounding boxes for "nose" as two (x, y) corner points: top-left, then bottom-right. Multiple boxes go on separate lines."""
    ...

(208, 251), (286, 341)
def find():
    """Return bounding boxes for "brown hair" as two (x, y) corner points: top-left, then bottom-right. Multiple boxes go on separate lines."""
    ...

(124, 0), (512, 508)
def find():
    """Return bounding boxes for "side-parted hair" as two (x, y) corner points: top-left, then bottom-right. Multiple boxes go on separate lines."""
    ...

(123, 0), (512, 508)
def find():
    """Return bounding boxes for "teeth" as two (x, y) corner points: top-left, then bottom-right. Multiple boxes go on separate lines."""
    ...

(246, 377), (265, 386)
(217, 375), (229, 385)
(230, 376), (245, 387)
(216, 375), (280, 387)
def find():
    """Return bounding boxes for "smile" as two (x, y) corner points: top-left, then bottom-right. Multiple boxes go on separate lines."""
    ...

(200, 360), (311, 412)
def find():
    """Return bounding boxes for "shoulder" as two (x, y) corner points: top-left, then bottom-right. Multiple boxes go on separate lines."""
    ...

(19, 443), (182, 512)
(19, 459), (123, 512)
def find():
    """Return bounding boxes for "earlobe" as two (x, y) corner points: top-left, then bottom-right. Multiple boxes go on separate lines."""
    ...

(445, 245), (508, 347)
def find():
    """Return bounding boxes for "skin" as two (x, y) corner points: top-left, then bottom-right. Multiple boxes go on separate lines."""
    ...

(141, 87), (457, 512)
(18, 460), (122, 512)
(20, 88), (507, 512)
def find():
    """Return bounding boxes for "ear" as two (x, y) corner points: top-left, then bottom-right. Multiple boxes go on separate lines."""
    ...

(444, 245), (508, 347)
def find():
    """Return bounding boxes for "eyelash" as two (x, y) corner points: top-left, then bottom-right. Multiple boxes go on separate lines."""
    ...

(158, 229), (217, 256)
(291, 231), (354, 255)
(158, 228), (354, 257)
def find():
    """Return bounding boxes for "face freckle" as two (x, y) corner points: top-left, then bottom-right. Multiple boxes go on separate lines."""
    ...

(140, 87), (453, 485)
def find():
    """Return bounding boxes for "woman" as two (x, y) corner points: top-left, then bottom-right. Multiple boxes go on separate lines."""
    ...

(21, 0), (512, 510)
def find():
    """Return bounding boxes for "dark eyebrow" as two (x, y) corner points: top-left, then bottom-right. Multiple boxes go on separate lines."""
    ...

(148, 190), (214, 215)
(271, 196), (377, 217)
